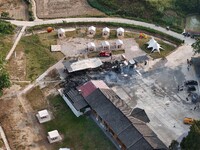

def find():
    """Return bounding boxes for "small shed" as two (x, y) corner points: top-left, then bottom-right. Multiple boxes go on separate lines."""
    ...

(116, 39), (124, 49)
(102, 27), (110, 37)
(88, 26), (96, 35)
(117, 27), (125, 37)
(47, 130), (62, 143)
(58, 28), (65, 39)
(87, 42), (96, 51)
(102, 41), (110, 50)
(36, 109), (51, 123)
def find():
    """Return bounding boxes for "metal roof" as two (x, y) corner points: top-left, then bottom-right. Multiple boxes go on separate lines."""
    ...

(63, 58), (103, 73)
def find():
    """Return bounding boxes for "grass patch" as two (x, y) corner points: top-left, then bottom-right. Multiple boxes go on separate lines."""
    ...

(44, 95), (116, 150)
(0, 34), (13, 59)
(0, 139), (4, 147)
(26, 86), (47, 110)
(135, 36), (176, 59)
(18, 32), (64, 80)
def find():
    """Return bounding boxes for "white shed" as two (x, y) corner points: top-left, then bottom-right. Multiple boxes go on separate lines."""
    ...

(58, 28), (65, 39)
(47, 130), (62, 143)
(116, 39), (124, 49)
(88, 26), (96, 35)
(36, 109), (51, 123)
(102, 27), (110, 37)
(102, 41), (110, 50)
(87, 42), (96, 51)
(117, 27), (125, 37)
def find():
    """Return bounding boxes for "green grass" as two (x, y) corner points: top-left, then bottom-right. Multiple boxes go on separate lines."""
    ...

(44, 95), (116, 150)
(135, 36), (176, 59)
(0, 34), (13, 59)
(18, 32), (64, 80)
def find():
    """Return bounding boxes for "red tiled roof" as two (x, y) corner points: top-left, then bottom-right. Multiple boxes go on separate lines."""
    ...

(77, 80), (109, 98)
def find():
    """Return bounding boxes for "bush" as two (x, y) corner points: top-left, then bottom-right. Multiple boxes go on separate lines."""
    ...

(1, 12), (9, 18)
(0, 20), (15, 34)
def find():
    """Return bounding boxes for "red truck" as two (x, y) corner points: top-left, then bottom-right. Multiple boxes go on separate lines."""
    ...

(99, 51), (112, 57)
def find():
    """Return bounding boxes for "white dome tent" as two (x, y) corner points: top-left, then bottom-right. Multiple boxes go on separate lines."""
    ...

(87, 42), (96, 51)
(88, 26), (96, 35)
(147, 37), (163, 53)
(117, 27), (125, 37)
(102, 27), (110, 37)
(57, 28), (65, 39)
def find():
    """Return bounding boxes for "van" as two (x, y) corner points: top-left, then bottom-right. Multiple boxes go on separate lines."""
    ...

(183, 117), (195, 125)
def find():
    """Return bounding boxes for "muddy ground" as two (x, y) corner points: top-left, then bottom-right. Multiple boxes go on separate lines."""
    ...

(35, 0), (105, 19)
(0, 0), (28, 20)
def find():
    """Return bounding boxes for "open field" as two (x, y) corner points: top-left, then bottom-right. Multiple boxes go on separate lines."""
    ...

(0, 0), (28, 20)
(9, 32), (64, 81)
(35, 0), (105, 19)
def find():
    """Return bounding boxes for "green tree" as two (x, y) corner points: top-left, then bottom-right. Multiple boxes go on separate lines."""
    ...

(180, 120), (200, 150)
(192, 39), (200, 54)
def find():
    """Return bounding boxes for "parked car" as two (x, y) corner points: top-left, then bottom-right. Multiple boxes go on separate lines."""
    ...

(187, 85), (196, 92)
(183, 117), (195, 125)
(185, 80), (198, 86)
(99, 51), (111, 57)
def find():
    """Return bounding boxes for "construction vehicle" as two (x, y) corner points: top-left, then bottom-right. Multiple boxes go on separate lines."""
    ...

(99, 51), (111, 57)
(183, 117), (195, 125)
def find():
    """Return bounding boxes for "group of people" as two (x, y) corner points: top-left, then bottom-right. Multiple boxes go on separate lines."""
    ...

(187, 59), (192, 71)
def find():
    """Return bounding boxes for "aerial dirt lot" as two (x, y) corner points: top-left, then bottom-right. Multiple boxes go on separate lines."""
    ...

(35, 0), (105, 19)
(0, 0), (28, 20)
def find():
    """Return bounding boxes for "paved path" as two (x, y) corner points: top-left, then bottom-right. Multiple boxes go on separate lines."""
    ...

(8, 18), (195, 45)
(5, 26), (26, 61)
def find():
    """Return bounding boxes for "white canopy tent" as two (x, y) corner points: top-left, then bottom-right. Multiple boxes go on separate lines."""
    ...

(117, 27), (125, 37)
(147, 37), (163, 53)
(102, 41), (110, 50)
(116, 39), (124, 49)
(88, 26), (96, 35)
(87, 42), (96, 51)
(58, 28), (65, 38)
(102, 27), (110, 36)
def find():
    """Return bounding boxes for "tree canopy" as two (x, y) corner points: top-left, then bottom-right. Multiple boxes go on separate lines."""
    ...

(0, 20), (15, 35)
(192, 39), (200, 54)
(181, 120), (200, 150)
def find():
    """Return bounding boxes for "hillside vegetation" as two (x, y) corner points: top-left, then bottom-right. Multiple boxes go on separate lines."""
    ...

(88, 0), (200, 32)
